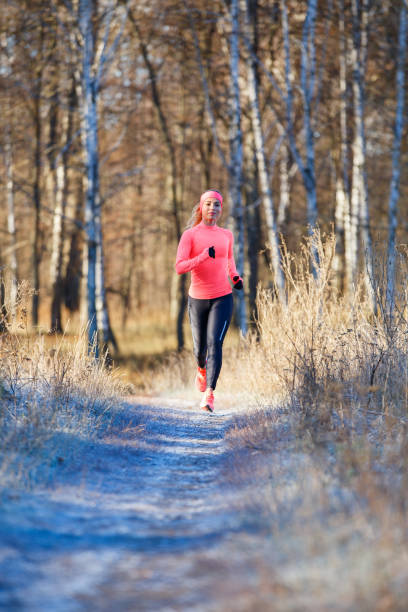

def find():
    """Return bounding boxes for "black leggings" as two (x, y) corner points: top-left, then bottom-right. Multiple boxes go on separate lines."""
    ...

(188, 293), (234, 390)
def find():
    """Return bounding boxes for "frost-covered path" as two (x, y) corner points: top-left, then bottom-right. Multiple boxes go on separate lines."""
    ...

(2, 397), (399, 611)
(0, 399), (274, 611)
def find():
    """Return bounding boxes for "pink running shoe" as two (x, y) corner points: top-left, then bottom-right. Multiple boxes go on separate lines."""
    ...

(200, 389), (214, 413)
(195, 367), (207, 392)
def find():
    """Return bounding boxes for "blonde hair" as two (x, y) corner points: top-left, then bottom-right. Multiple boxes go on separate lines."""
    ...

(185, 203), (202, 229)
(185, 190), (223, 230)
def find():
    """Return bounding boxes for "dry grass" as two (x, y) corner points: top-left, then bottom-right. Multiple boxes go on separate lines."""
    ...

(0, 284), (128, 488)
(246, 232), (408, 420)
(217, 232), (408, 609)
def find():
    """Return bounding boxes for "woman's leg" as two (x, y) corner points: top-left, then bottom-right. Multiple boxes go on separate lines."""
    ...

(206, 293), (233, 390)
(188, 296), (210, 368)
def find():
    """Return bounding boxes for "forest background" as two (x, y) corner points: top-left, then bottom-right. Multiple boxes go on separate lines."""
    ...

(0, 0), (407, 384)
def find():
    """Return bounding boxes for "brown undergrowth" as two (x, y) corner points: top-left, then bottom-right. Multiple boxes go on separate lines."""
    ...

(224, 233), (408, 609)
(0, 283), (128, 488)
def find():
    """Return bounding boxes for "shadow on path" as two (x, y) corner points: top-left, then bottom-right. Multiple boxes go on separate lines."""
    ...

(0, 399), (269, 611)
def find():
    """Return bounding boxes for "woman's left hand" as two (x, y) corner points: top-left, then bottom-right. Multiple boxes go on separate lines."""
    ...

(232, 275), (243, 290)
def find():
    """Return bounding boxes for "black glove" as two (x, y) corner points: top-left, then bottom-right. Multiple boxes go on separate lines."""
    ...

(233, 275), (243, 290)
(209, 246), (215, 258)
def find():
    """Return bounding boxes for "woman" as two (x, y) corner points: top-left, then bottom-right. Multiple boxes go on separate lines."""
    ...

(175, 190), (243, 412)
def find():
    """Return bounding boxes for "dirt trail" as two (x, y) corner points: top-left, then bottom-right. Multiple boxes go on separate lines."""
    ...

(0, 398), (278, 611)
(1, 397), (398, 611)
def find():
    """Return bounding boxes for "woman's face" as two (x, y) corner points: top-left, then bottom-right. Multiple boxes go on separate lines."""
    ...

(202, 197), (222, 224)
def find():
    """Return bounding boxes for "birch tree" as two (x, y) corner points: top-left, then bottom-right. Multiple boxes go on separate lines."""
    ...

(227, 0), (247, 333)
(32, 21), (45, 327)
(281, 0), (319, 274)
(243, 131), (261, 314)
(386, 0), (407, 317)
(77, 0), (125, 354)
(64, 174), (83, 313)
(46, 22), (76, 334)
(335, 0), (353, 295)
(350, 0), (375, 309)
(0, 277), (6, 333)
(241, 0), (285, 303)
(1, 32), (19, 319)
(3, 129), (18, 320)
(277, 138), (290, 230)
(78, 0), (99, 351)
(49, 77), (75, 333)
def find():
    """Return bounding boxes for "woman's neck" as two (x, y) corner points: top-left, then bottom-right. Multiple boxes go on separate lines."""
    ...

(201, 218), (217, 227)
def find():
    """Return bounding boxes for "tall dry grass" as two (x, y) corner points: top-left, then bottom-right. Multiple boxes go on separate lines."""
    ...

(216, 232), (408, 609)
(219, 231), (408, 477)
(0, 281), (128, 488)
(243, 232), (408, 417)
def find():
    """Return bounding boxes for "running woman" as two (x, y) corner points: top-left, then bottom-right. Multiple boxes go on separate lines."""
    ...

(175, 190), (243, 412)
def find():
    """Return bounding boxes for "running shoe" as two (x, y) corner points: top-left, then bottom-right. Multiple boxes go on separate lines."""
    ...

(195, 366), (207, 392)
(200, 389), (214, 412)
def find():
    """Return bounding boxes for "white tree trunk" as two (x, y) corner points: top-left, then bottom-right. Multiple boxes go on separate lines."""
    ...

(49, 110), (69, 332)
(241, 0), (285, 303)
(49, 72), (76, 332)
(49, 161), (66, 291)
(278, 139), (290, 229)
(4, 128), (18, 320)
(1, 33), (19, 320)
(351, 0), (376, 310)
(333, 175), (346, 288)
(386, 0), (407, 315)
(80, 239), (88, 329)
(349, 126), (360, 288)
(78, 0), (123, 354)
(228, 0), (247, 334)
(95, 222), (117, 353)
(79, 0), (99, 353)
(339, 0), (354, 295)
(300, 0), (318, 235)
(243, 128), (261, 312)
(281, 0), (319, 275)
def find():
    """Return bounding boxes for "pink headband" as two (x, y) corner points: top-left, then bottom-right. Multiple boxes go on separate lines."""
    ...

(199, 190), (223, 211)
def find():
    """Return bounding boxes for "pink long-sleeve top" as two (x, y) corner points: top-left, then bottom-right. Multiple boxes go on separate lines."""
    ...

(175, 221), (239, 299)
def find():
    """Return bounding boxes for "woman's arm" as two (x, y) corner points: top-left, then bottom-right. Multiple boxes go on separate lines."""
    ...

(227, 232), (239, 280)
(175, 231), (210, 274)
(227, 232), (243, 288)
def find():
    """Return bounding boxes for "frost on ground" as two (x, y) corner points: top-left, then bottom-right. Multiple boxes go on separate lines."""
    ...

(1, 395), (407, 612)
(2, 236), (408, 610)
